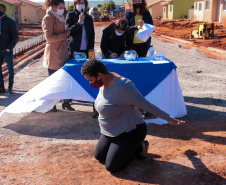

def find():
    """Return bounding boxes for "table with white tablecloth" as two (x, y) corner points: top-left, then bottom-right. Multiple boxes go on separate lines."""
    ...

(0, 57), (187, 124)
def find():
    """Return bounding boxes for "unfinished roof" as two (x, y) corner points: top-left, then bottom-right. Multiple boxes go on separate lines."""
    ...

(2, 0), (22, 5)
(21, 0), (42, 7)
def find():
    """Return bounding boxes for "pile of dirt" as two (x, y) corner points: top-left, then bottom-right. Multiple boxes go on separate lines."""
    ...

(19, 31), (43, 37)
(94, 18), (120, 27)
(19, 27), (43, 31)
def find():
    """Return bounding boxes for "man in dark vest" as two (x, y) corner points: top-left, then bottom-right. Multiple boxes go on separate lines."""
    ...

(0, 4), (18, 94)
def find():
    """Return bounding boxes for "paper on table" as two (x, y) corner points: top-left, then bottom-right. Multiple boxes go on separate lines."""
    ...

(136, 23), (156, 42)
(152, 60), (169, 64)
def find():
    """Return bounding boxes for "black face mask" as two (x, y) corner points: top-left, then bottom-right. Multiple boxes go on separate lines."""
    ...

(0, 11), (4, 17)
(134, 3), (142, 9)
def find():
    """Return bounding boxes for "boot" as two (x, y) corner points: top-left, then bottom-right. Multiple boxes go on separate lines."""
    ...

(8, 87), (13, 94)
(49, 105), (57, 112)
(62, 100), (75, 111)
(0, 87), (6, 94)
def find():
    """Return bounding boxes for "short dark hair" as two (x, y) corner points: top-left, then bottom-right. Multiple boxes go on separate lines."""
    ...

(45, 0), (65, 8)
(81, 58), (108, 77)
(73, 0), (88, 11)
(0, 4), (6, 11)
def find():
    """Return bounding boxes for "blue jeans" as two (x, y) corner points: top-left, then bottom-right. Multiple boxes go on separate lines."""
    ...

(0, 51), (14, 88)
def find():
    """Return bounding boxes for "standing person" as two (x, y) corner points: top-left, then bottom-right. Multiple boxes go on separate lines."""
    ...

(100, 19), (132, 58)
(42, 0), (75, 111)
(125, 0), (153, 57)
(0, 4), (18, 94)
(15, 12), (18, 26)
(81, 59), (185, 173)
(66, 0), (95, 59)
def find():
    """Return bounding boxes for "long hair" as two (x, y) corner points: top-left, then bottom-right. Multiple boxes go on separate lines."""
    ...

(73, 0), (88, 11)
(109, 19), (129, 39)
(45, 0), (65, 8)
(131, 0), (147, 16)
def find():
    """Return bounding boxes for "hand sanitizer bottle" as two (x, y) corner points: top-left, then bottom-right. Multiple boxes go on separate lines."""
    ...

(149, 45), (154, 57)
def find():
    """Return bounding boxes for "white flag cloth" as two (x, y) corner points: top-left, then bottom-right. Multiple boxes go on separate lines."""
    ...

(135, 23), (156, 42)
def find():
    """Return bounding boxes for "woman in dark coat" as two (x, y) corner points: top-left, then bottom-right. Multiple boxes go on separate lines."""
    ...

(125, 0), (153, 57)
(66, 0), (95, 58)
(100, 19), (132, 58)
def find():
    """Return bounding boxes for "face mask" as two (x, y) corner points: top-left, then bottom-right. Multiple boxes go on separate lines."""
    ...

(76, 4), (86, 12)
(56, 9), (64, 16)
(0, 11), (4, 17)
(134, 3), (142, 9)
(90, 78), (103, 88)
(115, 30), (123, 36)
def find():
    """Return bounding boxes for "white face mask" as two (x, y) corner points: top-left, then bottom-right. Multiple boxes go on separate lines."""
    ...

(115, 30), (123, 36)
(76, 4), (86, 13)
(56, 9), (64, 16)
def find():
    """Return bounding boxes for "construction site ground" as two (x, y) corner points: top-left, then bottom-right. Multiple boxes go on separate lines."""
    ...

(0, 21), (225, 184)
(95, 19), (226, 60)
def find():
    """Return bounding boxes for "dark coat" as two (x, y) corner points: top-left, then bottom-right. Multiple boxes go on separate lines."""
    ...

(100, 23), (133, 58)
(66, 10), (95, 56)
(0, 15), (18, 51)
(124, 10), (153, 47)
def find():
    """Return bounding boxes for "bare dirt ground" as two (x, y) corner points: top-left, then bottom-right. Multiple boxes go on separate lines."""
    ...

(153, 19), (226, 50)
(0, 25), (225, 185)
(18, 24), (43, 42)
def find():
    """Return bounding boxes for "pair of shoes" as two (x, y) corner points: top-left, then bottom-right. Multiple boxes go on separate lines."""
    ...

(49, 105), (57, 112)
(0, 87), (6, 94)
(137, 140), (149, 160)
(8, 87), (13, 94)
(62, 101), (75, 111)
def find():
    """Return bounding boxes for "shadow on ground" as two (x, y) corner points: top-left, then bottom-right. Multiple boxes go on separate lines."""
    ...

(3, 97), (226, 145)
(0, 90), (27, 107)
(112, 150), (225, 185)
(184, 96), (226, 107)
(148, 97), (226, 145)
(4, 109), (101, 140)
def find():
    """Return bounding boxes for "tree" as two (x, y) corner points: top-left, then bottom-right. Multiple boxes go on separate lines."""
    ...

(86, 6), (90, 13)
(97, 4), (102, 8)
(100, 1), (116, 12)
(67, 4), (89, 13)
(68, 5), (74, 12)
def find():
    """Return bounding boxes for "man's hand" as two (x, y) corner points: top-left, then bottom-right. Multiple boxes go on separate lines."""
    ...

(167, 117), (185, 125)
(110, 53), (118, 58)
